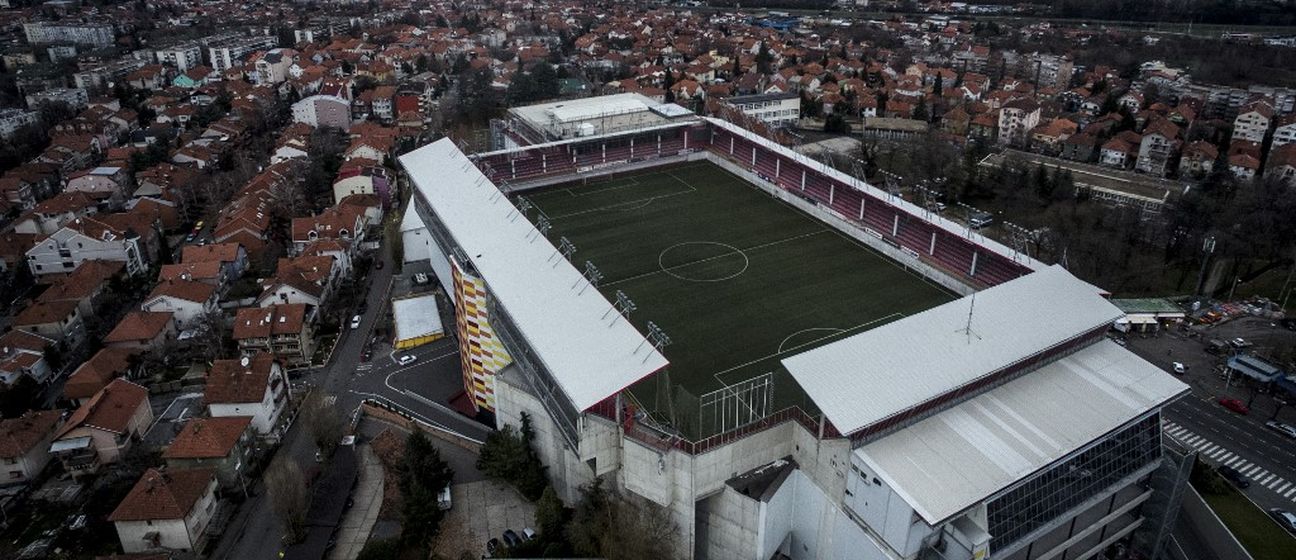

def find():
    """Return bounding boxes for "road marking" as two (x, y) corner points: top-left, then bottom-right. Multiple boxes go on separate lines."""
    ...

(1269, 478), (1287, 490)
(1207, 447), (1228, 459)
(1286, 486), (1296, 498)
(1216, 451), (1234, 462)
(1225, 456), (1244, 467)
(1243, 465), (1263, 476)
(1199, 443), (1217, 454)
(1183, 434), (1203, 446)
(1251, 469), (1270, 480)
(1277, 482), (1292, 494)
(1168, 426), (1188, 437)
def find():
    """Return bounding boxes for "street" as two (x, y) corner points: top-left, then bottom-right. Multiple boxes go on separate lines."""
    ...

(210, 245), (488, 560)
(1124, 317), (1296, 517)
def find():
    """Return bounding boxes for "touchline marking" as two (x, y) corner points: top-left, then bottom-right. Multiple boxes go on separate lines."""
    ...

(546, 186), (697, 219)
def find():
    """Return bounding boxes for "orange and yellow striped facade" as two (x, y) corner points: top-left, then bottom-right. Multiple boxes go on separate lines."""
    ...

(451, 259), (512, 412)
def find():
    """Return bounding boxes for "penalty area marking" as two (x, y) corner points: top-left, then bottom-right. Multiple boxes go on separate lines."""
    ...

(711, 312), (906, 387)
(657, 241), (750, 283)
(777, 327), (847, 353)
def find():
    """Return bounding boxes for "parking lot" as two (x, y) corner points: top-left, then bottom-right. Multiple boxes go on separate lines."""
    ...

(1123, 316), (1296, 513)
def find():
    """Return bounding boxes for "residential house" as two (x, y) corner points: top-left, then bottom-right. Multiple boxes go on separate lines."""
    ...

(256, 255), (341, 310)
(1266, 144), (1296, 185)
(232, 304), (315, 368)
(1178, 140), (1219, 178)
(1135, 119), (1180, 177)
(0, 411), (62, 485)
(109, 468), (218, 553)
(159, 262), (228, 291)
(332, 165), (393, 208)
(0, 345), (52, 385)
(51, 378), (152, 478)
(37, 259), (124, 317)
(1232, 99), (1274, 144)
(1029, 118), (1077, 155)
(997, 99), (1040, 147)
(65, 166), (131, 207)
(12, 191), (99, 236)
(1060, 133), (1100, 163)
(163, 416), (254, 489)
(103, 311), (177, 352)
(13, 299), (87, 350)
(182, 243), (249, 281)
(1100, 135), (1139, 169)
(1273, 113), (1296, 148)
(292, 93), (351, 131)
(141, 280), (218, 330)
(204, 353), (290, 434)
(1228, 153), (1261, 181)
(290, 204), (368, 255)
(25, 216), (150, 278)
(64, 347), (139, 406)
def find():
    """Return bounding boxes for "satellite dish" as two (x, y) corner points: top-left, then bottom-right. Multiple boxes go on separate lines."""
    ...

(240, 356), (250, 367)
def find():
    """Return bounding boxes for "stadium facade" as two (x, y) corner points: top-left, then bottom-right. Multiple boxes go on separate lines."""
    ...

(399, 96), (1192, 560)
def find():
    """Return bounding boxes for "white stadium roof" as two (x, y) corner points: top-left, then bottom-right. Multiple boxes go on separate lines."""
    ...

(399, 139), (669, 411)
(782, 265), (1122, 437)
(855, 339), (1188, 524)
(511, 93), (659, 125)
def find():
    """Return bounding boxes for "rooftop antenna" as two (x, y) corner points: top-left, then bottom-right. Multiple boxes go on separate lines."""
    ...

(956, 292), (981, 344)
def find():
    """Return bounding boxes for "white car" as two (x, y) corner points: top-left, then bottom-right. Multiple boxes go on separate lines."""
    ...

(397, 354), (416, 365)
(1266, 420), (1296, 440)
(1172, 362), (1186, 375)
(350, 315), (362, 330)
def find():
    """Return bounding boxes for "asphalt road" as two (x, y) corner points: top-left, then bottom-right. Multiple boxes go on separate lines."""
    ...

(1125, 317), (1296, 518)
(211, 246), (488, 560)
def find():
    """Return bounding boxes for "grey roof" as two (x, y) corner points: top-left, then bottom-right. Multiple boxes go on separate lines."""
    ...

(856, 339), (1188, 524)
(728, 91), (800, 104)
(782, 265), (1122, 437)
(400, 139), (668, 411)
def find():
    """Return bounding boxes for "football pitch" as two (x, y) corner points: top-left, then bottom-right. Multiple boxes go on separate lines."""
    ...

(523, 162), (954, 437)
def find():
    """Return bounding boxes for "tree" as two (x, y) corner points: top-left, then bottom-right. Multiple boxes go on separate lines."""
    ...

(566, 478), (679, 560)
(301, 391), (344, 456)
(535, 485), (565, 539)
(933, 73), (944, 97)
(824, 113), (851, 134)
(385, 215), (404, 273)
(400, 430), (455, 551)
(476, 412), (548, 500)
(755, 41), (773, 74)
(265, 455), (308, 543)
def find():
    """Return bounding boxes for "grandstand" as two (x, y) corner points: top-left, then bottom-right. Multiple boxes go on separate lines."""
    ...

(400, 101), (1192, 560)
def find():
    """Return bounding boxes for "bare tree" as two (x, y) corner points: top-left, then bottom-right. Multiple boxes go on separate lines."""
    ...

(301, 391), (344, 456)
(265, 454), (308, 543)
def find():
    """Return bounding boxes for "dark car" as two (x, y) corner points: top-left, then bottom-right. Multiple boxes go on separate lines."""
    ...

(1270, 509), (1296, 533)
(1219, 397), (1250, 415)
(502, 529), (522, 548)
(1218, 465), (1252, 488)
(375, 260), (384, 270)
(486, 538), (500, 555)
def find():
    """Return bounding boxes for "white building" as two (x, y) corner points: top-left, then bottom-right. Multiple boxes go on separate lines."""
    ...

(154, 43), (204, 72)
(1233, 100), (1274, 144)
(0, 108), (39, 139)
(997, 98), (1041, 147)
(25, 218), (148, 277)
(208, 34), (278, 73)
(25, 88), (89, 111)
(726, 92), (801, 128)
(292, 94), (352, 130)
(141, 279), (219, 329)
(204, 353), (291, 435)
(503, 93), (689, 146)
(1273, 114), (1296, 148)
(109, 468), (218, 553)
(23, 22), (115, 47)
(0, 411), (61, 486)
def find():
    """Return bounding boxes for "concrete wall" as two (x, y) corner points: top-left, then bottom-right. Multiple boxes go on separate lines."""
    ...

(493, 372), (596, 505)
(1178, 486), (1254, 560)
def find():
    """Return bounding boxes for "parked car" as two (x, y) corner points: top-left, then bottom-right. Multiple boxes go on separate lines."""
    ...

(1172, 362), (1186, 375)
(397, 354), (416, 365)
(1206, 339), (1231, 355)
(1270, 509), (1296, 533)
(437, 484), (452, 510)
(522, 527), (537, 541)
(502, 529), (522, 548)
(1218, 398), (1250, 415)
(375, 260), (384, 270)
(1266, 420), (1296, 439)
(350, 314), (362, 330)
(486, 538), (500, 555)
(1217, 465), (1252, 488)
(1219, 398), (1250, 415)
(1231, 337), (1252, 348)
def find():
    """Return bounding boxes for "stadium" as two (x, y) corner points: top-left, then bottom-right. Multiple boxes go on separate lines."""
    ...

(399, 94), (1192, 560)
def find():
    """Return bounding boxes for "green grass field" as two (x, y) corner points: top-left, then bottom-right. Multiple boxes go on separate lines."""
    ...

(523, 162), (954, 437)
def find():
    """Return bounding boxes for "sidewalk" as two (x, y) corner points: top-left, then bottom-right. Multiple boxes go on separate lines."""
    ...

(328, 444), (384, 560)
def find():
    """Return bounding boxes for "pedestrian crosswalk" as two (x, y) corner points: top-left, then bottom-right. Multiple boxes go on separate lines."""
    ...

(1163, 419), (1296, 503)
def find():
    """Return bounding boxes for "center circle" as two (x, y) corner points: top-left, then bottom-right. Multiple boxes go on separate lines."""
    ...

(658, 242), (750, 282)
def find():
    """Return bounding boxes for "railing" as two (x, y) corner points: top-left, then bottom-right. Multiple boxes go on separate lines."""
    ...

(587, 398), (835, 456)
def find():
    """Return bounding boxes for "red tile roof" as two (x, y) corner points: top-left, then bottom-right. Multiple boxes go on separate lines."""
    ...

(162, 416), (251, 459)
(0, 410), (61, 459)
(57, 378), (149, 438)
(13, 300), (80, 327)
(232, 304), (308, 340)
(65, 348), (138, 401)
(204, 352), (279, 405)
(147, 279), (217, 304)
(104, 311), (174, 344)
(108, 468), (216, 522)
